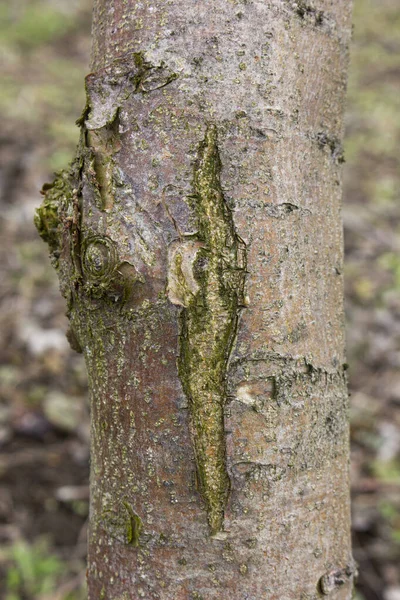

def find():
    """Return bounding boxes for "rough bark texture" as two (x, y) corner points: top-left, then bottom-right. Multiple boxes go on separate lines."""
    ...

(35, 0), (355, 598)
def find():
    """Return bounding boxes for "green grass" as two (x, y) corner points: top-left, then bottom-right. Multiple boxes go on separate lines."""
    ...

(0, 2), (75, 52)
(4, 538), (86, 600)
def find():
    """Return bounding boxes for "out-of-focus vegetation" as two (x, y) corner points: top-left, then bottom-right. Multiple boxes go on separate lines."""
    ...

(0, 0), (89, 171)
(344, 0), (400, 598)
(0, 2), (91, 599)
(0, 0), (399, 599)
(2, 538), (86, 600)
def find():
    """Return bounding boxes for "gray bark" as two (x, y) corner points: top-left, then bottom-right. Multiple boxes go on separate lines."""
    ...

(36, 0), (355, 598)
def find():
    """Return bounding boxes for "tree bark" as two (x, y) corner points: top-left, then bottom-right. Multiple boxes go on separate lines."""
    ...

(36, 0), (355, 598)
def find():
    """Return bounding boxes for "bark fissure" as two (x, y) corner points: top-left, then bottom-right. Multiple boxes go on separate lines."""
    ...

(175, 125), (247, 535)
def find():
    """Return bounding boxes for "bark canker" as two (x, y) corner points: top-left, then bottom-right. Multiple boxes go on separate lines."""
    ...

(172, 125), (247, 535)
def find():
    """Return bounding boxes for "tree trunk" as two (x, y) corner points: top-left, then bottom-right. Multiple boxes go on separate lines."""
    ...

(35, 0), (355, 598)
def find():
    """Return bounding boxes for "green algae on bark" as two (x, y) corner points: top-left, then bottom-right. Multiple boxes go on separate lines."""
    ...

(35, 169), (77, 267)
(177, 125), (247, 534)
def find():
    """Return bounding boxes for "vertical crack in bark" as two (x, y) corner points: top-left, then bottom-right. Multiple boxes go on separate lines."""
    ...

(177, 125), (247, 534)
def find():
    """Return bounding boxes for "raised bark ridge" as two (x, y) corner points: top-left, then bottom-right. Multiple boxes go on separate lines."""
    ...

(175, 125), (247, 534)
(34, 52), (175, 325)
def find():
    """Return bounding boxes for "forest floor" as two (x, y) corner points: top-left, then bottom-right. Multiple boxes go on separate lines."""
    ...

(0, 1), (399, 599)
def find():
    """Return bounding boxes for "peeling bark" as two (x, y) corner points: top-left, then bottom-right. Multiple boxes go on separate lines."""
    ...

(36, 0), (354, 598)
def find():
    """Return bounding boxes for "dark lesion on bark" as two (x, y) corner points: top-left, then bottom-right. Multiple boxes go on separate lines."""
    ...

(315, 131), (345, 164)
(290, 1), (325, 25)
(319, 561), (358, 595)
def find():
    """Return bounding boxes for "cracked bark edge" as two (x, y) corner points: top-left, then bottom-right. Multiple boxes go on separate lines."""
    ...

(174, 125), (247, 534)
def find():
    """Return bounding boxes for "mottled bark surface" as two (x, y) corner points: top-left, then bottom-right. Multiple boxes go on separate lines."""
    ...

(36, 0), (354, 598)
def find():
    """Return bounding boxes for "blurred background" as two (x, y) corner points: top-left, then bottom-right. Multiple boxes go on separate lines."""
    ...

(0, 0), (399, 598)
